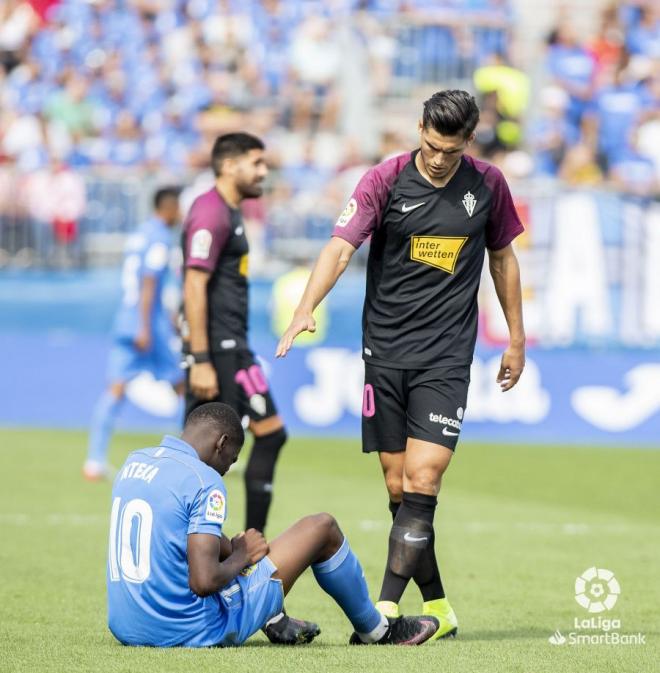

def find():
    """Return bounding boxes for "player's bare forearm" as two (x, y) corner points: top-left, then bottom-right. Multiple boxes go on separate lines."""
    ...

(188, 531), (268, 597)
(297, 237), (356, 314)
(184, 268), (219, 399)
(183, 269), (211, 353)
(135, 275), (156, 350)
(187, 534), (249, 596)
(488, 244), (525, 390)
(276, 237), (356, 357)
(219, 534), (232, 561)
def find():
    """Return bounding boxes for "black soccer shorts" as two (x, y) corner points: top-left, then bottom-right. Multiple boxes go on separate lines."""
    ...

(185, 348), (278, 425)
(361, 362), (470, 452)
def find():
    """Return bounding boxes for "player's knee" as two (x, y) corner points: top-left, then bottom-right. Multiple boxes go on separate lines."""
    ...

(312, 512), (340, 539)
(244, 427), (287, 484)
(384, 473), (404, 501)
(312, 512), (343, 554)
(406, 473), (440, 495)
(313, 511), (336, 531)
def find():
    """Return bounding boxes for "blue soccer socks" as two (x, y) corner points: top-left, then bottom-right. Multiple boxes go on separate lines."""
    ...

(86, 391), (123, 470)
(312, 537), (386, 638)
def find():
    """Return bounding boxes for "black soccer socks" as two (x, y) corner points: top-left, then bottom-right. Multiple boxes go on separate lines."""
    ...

(244, 427), (287, 532)
(379, 491), (438, 604)
(388, 499), (445, 601)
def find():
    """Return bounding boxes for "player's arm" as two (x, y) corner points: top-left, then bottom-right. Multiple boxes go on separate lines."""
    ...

(219, 534), (232, 561)
(184, 268), (219, 400)
(487, 243), (525, 391)
(276, 236), (357, 357)
(187, 530), (268, 597)
(134, 275), (156, 351)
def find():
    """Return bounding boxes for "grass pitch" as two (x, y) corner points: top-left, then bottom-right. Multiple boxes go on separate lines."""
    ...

(0, 428), (658, 673)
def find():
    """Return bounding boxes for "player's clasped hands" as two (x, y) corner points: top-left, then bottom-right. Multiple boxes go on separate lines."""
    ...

(189, 363), (220, 400)
(232, 529), (269, 566)
(276, 312), (316, 358)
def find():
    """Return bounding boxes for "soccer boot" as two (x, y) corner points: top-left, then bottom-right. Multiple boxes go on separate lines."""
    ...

(375, 600), (400, 618)
(262, 612), (321, 645)
(349, 615), (439, 645)
(82, 460), (114, 482)
(422, 598), (458, 639)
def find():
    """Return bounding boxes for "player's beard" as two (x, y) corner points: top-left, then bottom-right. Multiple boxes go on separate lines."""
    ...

(238, 181), (264, 199)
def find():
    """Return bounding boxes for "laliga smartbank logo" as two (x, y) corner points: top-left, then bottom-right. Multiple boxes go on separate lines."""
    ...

(548, 568), (646, 647)
(574, 566), (620, 613)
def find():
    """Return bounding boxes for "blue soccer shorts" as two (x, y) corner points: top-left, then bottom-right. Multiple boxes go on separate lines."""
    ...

(107, 329), (183, 385)
(217, 556), (284, 646)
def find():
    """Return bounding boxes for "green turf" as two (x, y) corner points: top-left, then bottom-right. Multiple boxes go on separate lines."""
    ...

(0, 428), (658, 673)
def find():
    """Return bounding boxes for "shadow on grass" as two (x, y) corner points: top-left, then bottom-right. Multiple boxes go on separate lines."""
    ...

(451, 628), (555, 642)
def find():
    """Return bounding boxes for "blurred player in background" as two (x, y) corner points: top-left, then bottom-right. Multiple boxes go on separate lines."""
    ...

(107, 402), (439, 647)
(83, 187), (184, 481)
(278, 90), (525, 639)
(182, 133), (287, 535)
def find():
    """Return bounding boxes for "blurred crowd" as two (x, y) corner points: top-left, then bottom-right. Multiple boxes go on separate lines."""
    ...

(531, 3), (659, 196)
(1, 0), (512, 169)
(0, 0), (658, 267)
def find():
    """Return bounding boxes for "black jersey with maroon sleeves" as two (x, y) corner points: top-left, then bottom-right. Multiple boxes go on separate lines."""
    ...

(182, 188), (250, 351)
(332, 151), (523, 369)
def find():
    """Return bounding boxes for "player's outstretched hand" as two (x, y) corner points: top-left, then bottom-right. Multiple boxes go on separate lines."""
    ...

(232, 529), (269, 566)
(497, 345), (525, 392)
(190, 362), (219, 400)
(276, 313), (316, 358)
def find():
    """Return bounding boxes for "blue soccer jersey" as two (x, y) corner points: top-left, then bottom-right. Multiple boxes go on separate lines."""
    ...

(113, 217), (174, 342)
(107, 435), (231, 647)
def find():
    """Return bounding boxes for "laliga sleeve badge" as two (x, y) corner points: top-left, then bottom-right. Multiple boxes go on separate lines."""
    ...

(335, 198), (357, 227)
(190, 229), (213, 259)
(205, 489), (226, 523)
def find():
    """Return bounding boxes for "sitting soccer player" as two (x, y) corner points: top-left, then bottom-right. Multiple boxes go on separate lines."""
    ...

(107, 403), (439, 647)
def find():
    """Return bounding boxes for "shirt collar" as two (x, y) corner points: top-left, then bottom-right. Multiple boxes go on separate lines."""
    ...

(160, 435), (198, 458)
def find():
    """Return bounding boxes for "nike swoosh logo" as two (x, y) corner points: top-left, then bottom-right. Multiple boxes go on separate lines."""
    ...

(442, 427), (459, 436)
(401, 202), (426, 213)
(403, 532), (428, 543)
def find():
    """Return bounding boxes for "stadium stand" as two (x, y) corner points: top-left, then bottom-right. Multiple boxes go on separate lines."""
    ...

(0, 0), (658, 268)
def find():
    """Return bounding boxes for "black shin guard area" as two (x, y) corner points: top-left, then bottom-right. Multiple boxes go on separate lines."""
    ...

(387, 497), (445, 601)
(244, 428), (286, 532)
(379, 491), (437, 603)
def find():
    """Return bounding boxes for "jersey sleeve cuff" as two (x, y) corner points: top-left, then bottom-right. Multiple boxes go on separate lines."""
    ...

(486, 223), (524, 251)
(188, 523), (223, 536)
(185, 261), (213, 273)
(331, 230), (360, 249)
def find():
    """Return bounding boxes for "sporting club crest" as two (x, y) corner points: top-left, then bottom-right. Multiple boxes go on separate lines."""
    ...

(462, 191), (477, 217)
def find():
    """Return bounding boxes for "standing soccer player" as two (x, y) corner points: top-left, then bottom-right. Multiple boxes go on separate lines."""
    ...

(182, 133), (286, 534)
(277, 90), (525, 638)
(84, 187), (184, 481)
(107, 402), (439, 647)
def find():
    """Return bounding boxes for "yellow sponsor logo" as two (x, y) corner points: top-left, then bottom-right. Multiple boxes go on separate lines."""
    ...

(410, 236), (468, 274)
(240, 564), (257, 577)
(239, 254), (249, 277)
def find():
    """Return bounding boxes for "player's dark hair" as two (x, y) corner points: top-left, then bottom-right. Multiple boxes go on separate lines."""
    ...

(422, 90), (480, 139)
(185, 402), (245, 447)
(211, 132), (265, 176)
(153, 186), (181, 210)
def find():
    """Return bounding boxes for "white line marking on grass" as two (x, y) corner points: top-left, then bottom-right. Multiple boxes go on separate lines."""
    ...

(0, 513), (106, 526)
(358, 520), (659, 535)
